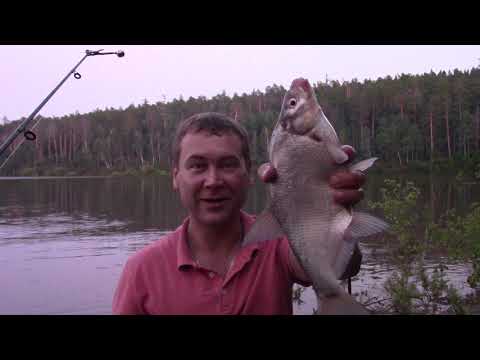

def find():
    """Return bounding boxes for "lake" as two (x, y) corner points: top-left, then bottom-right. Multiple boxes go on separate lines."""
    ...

(0, 173), (478, 314)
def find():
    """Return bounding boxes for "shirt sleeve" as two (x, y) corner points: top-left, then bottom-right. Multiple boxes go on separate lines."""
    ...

(112, 258), (146, 315)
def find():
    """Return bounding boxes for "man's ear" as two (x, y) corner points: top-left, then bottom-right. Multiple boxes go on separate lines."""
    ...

(172, 167), (179, 190)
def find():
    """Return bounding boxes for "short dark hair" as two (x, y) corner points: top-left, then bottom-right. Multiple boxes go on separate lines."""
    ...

(171, 112), (251, 171)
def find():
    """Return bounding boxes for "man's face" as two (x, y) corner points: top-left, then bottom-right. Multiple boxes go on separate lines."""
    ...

(173, 131), (250, 227)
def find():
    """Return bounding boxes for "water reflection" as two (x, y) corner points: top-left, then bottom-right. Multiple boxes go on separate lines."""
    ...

(0, 174), (478, 314)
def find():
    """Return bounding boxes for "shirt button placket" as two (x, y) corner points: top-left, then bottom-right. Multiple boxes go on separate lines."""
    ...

(220, 287), (232, 314)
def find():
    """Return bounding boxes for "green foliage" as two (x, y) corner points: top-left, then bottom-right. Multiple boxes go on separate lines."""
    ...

(1, 68), (480, 176)
(18, 167), (38, 176)
(475, 164), (480, 180)
(139, 165), (169, 176)
(405, 161), (432, 173)
(140, 165), (157, 175)
(456, 170), (466, 182)
(384, 270), (420, 314)
(46, 167), (68, 176)
(366, 178), (478, 314)
(124, 169), (140, 177)
(446, 285), (469, 315)
(369, 179), (425, 259)
(428, 202), (480, 288)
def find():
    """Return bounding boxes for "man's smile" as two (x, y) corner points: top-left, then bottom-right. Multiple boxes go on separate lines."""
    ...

(199, 197), (230, 204)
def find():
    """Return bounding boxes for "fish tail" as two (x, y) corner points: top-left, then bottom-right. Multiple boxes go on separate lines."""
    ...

(316, 292), (370, 315)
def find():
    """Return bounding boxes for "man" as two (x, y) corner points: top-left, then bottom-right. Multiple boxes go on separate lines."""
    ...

(113, 112), (365, 315)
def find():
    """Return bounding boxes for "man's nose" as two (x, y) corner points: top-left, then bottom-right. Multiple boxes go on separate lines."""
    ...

(204, 167), (224, 187)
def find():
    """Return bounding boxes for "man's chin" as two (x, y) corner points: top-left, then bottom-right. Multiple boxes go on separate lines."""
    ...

(196, 211), (237, 226)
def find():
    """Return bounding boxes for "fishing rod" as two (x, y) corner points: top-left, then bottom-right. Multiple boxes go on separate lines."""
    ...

(0, 49), (125, 169)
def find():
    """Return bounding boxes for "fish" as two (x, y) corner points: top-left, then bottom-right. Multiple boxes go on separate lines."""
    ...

(243, 78), (388, 315)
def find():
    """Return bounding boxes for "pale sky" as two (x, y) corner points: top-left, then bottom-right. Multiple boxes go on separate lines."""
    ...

(1, 45), (479, 121)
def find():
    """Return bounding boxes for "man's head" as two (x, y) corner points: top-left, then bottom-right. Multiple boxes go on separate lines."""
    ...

(171, 112), (251, 172)
(171, 113), (251, 227)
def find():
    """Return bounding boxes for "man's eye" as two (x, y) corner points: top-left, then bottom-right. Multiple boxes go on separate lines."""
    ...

(221, 160), (239, 169)
(190, 163), (206, 170)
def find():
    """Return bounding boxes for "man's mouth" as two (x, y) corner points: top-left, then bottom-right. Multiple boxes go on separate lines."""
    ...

(200, 197), (230, 204)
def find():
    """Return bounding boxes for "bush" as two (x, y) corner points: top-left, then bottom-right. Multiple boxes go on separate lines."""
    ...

(429, 203), (480, 289)
(124, 169), (140, 177)
(48, 167), (67, 176)
(366, 178), (478, 314)
(18, 167), (38, 176)
(407, 161), (431, 173)
(140, 165), (156, 175)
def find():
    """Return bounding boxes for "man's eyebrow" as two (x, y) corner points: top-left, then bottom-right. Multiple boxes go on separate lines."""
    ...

(219, 155), (240, 161)
(185, 155), (207, 162)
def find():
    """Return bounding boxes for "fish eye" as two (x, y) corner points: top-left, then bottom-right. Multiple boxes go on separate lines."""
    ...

(288, 98), (297, 107)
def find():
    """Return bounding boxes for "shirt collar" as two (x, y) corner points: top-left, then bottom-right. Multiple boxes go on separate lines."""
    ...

(176, 217), (195, 270)
(176, 211), (260, 271)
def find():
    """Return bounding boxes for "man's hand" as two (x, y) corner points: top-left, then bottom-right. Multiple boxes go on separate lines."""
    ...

(257, 145), (366, 207)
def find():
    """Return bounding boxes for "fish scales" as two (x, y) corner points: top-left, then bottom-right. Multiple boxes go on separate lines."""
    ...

(243, 77), (389, 314)
(271, 133), (345, 264)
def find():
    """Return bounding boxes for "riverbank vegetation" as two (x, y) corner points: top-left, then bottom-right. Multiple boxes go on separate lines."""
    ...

(363, 179), (480, 314)
(1, 68), (480, 176)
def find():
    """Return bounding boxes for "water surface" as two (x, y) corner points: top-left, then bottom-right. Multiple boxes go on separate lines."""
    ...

(0, 174), (477, 314)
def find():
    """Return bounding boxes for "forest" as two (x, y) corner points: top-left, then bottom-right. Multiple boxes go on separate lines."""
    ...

(1, 67), (480, 176)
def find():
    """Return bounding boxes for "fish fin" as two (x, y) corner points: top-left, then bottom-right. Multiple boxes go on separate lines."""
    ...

(333, 240), (357, 280)
(348, 157), (378, 173)
(345, 212), (389, 241)
(326, 142), (350, 164)
(317, 292), (370, 315)
(333, 212), (388, 278)
(242, 209), (285, 246)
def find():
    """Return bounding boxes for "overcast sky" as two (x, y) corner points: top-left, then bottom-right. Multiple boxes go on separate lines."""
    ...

(1, 45), (479, 121)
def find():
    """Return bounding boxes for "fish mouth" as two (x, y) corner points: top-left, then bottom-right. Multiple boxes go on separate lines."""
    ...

(281, 123), (320, 142)
(282, 120), (319, 140)
(308, 130), (322, 142)
(279, 115), (308, 135)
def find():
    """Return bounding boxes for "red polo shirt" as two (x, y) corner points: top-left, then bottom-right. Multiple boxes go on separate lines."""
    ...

(112, 211), (311, 315)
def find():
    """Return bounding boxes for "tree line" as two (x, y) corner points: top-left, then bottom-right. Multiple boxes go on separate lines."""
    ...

(1, 67), (480, 176)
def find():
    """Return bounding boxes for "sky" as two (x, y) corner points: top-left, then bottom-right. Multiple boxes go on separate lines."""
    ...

(1, 45), (479, 122)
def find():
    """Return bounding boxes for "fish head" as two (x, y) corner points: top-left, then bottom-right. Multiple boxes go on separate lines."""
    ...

(274, 77), (348, 165)
(278, 78), (320, 136)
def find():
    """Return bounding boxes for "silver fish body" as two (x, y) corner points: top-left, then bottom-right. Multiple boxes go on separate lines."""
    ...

(244, 78), (388, 314)
(270, 127), (350, 296)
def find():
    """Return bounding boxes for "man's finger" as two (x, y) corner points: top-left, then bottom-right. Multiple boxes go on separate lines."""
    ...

(333, 189), (364, 206)
(257, 163), (278, 183)
(340, 145), (356, 164)
(329, 171), (366, 189)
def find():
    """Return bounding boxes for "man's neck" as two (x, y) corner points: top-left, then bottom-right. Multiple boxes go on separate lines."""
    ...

(187, 213), (244, 257)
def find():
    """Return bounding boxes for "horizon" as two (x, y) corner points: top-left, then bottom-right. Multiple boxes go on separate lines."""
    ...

(3, 66), (479, 124)
(1, 45), (479, 122)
